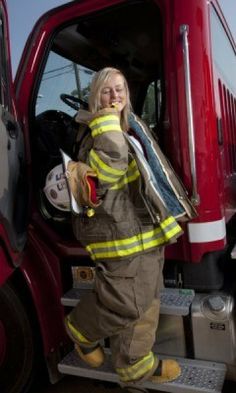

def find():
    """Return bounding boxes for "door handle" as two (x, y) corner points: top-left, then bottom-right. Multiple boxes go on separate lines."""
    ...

(6, 120), (18, 138)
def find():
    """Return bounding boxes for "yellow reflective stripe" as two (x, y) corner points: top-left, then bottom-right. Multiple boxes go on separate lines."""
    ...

(91, 124), (122, 138)
(90, 227), (159, 249)
(66, 318), (91, 344)
(86, 217), (183, 260)
(159, 216), (182, 240)
(128, 159), (137, 169)
(116, 352), (156, 382)
(111, 170), (140, 190)
(160, 215), (175, 228)
(90, 161), (118, 183)
(89, 149), (125, 176)
(87, 235), (164, 260)
(89, 114), (120, 129)
(111, 160), (140, 189)
(89, 114), (121, 137)
(161, 222), (182, 240)
(88, 217), (180, 249)
(89, 149), (126, 183)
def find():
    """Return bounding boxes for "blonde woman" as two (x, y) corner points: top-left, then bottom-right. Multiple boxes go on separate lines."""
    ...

(65, 67), (196, 385)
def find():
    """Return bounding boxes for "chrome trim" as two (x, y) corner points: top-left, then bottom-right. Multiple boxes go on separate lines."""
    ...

(180, 24), (200, 205)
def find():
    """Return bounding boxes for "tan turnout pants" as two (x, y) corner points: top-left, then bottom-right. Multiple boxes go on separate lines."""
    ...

(69, 247), (164, 374)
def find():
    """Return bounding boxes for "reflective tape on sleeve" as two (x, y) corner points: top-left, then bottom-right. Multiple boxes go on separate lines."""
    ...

(89, 115), (122, 137)
(111, 159), (140, 189)
(89, 149), (126, 184)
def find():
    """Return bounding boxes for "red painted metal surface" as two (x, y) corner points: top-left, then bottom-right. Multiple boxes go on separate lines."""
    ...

(160, 0), (227, 261)
(20, 229), (67, 353)
(0, 227), (19, 285)
(18, 212), (88, 355)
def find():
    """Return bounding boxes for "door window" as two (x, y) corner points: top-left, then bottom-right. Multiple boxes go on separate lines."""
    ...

(0, 16), (10, 110)
(36, 51), (94, 116)
(141, 79), (162, 130)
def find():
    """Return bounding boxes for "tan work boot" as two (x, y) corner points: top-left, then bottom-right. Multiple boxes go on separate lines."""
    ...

(150, 358), (181, 383)
(64, 316), (105, 368)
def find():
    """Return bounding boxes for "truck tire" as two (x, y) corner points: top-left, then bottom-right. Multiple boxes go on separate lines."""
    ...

(0, 283), (35, 393)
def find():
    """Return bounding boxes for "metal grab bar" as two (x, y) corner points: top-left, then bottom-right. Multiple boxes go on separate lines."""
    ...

(179, 24), (200, 205)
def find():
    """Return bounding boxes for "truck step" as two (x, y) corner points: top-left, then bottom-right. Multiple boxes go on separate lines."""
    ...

(61, 287), (195, 316)
(58, 349), (226, 393)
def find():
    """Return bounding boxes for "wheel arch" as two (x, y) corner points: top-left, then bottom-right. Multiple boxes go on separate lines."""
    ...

(6, 265), (69, 385)
(0, 277), (41, 392)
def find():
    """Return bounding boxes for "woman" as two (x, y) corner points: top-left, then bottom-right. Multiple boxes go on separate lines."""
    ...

(65, 67), (196, 385)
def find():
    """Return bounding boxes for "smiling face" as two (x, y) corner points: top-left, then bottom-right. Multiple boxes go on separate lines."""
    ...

(100, 72), (127, 112)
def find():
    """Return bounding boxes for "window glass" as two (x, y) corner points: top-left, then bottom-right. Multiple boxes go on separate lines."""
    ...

(0, 17), (10, 109)
(141, 80), (162, 129)
(210, 6), (236, 95)
(36, 51), (95, 116)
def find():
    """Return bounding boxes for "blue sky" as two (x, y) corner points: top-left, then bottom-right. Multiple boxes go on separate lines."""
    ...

(7, 0), (70, 76)
(6, 0), (236, 77)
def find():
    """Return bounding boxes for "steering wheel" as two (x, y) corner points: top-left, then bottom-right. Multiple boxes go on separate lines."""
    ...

(60, 94), (88, 111)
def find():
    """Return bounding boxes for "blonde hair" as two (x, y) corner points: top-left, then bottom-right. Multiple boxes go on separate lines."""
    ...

(88, 67), (132, 131)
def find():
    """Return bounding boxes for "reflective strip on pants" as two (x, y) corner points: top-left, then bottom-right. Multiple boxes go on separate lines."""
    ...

(116, 351), (156, 382)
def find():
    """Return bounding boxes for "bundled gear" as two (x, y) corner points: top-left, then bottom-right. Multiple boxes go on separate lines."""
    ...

(61, 150), (100, 213)
(71, 107), (196, 261)
(127, 112), (188, 219)
(44, 154), (99, 215)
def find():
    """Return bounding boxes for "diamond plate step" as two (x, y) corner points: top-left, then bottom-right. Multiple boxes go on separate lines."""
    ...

(58, 350), (226, 393)
(160, 288), (195, 315)
(61, 287), (195, 316)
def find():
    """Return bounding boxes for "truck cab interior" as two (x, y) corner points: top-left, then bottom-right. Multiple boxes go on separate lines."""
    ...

(31, 0), (165, 236)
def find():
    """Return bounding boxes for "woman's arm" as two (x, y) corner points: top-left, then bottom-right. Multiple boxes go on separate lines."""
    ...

(88, 108), (129, 195)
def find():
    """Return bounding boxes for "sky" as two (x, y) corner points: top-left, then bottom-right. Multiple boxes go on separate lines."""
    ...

(7, 0), (71, 76)
(6, 0), (236, 77)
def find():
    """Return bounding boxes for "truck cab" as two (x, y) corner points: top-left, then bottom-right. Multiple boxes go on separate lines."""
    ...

(0, 1), (236, 392)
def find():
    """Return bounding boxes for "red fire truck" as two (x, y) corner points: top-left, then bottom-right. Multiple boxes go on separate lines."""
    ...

(0, 0), (236, 392)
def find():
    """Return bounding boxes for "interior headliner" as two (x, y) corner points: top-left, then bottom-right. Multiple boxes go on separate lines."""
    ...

(53, 0), (163, 85)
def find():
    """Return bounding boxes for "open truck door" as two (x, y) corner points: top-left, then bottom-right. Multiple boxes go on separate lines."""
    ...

(0, 0), (27, 283)
(0, 2), (31, 392)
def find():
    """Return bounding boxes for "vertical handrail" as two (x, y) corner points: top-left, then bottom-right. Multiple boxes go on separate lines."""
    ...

(180, 24), (200, 205)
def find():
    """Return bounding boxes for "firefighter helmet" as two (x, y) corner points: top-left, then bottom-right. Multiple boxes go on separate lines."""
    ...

(43, 164), (70, 211)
